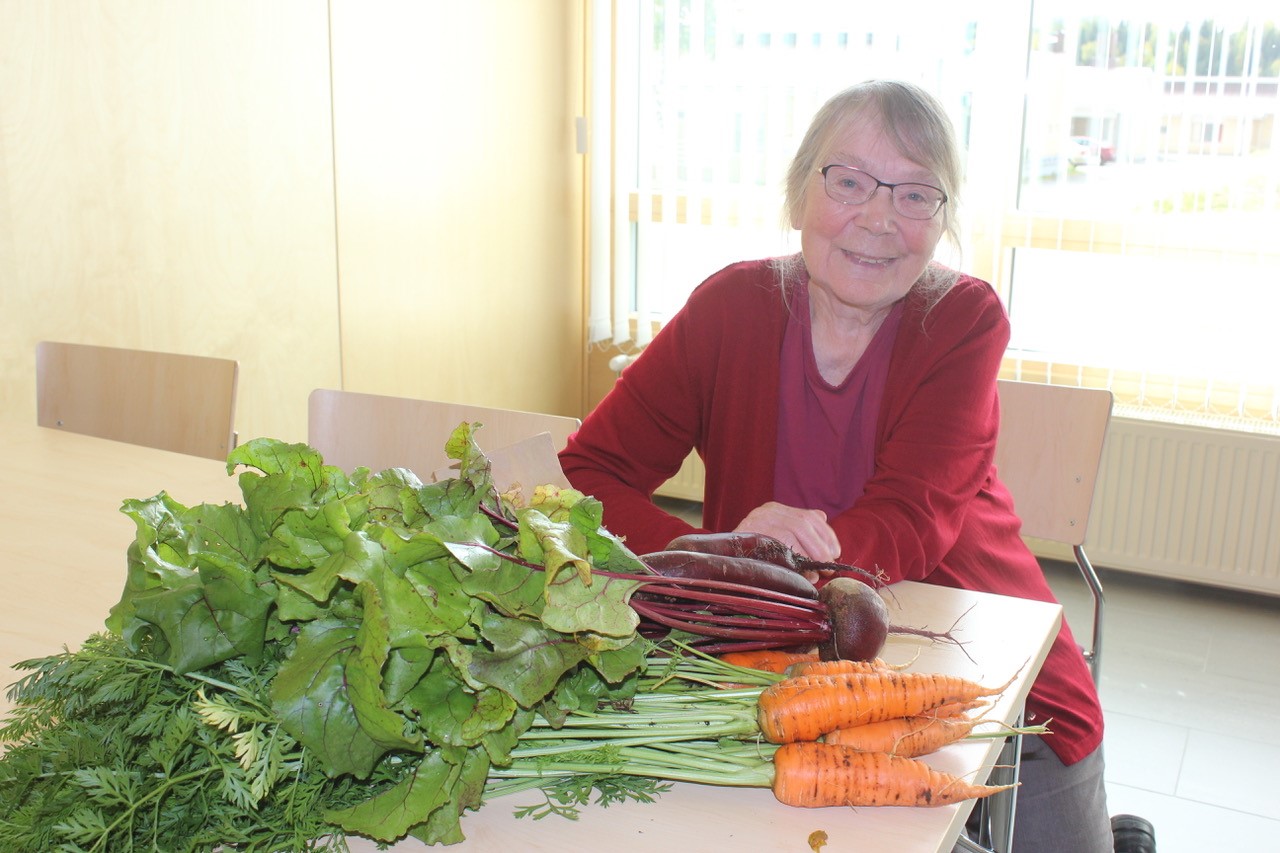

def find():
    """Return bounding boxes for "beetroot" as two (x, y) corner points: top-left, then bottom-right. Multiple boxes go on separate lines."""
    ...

(663, 531), (886, 590)
(664, 532), (803, 570)
(629, 552), (959, 659)
(640, 550), (819, 601)
(816, 577), (890, 661)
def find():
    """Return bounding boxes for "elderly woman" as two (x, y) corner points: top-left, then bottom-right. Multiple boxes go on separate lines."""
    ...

(559, 80), (1117, 852)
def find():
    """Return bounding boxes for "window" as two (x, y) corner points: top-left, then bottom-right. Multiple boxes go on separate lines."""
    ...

(589, 1), (1280, 432)
(1003, 7), (1280, 430)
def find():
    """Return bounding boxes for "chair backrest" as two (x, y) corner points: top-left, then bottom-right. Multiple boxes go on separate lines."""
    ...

(994, 379), (1113, 547)
(306, 389), (581, 488)
(36, 341), (239, 460)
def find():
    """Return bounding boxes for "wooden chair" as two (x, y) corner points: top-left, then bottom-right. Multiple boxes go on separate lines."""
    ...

(960, 380), (1116, 853)
(36, 341), (239, 461)
(306, 388), (581, 490)
(994, 379), (1113, 683)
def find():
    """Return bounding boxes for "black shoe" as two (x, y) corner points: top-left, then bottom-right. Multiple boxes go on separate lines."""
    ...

(1111, 814), (1156, 853)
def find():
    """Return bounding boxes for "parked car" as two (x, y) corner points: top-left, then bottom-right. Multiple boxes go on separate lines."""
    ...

(1068, 136), (1115, 166)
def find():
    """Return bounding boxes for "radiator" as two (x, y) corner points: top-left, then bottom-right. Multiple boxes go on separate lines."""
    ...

(656, 419), (1280, 597)
(1087, 417), (1280, 597)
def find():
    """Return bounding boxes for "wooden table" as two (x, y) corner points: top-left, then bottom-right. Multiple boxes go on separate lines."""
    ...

(0, 419), (1062, 853)
(0, 419), (245, 703)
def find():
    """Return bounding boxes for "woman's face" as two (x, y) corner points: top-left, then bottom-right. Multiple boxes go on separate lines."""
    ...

(795, 117), (945, 319)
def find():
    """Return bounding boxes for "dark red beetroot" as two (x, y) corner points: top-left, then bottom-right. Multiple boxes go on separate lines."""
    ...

(631, 551), (964, 659)
(663, 531), (886, 590)
(629, 550), (829, 653)
(817, 577), (971, 662)
(664, 532), (802, 569)
(816, 577), (890, 661)
(640, 550), (819, 601)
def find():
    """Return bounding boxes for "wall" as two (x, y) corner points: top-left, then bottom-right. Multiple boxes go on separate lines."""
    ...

(0, 1), (339, 444)
(328, 2), (586, 419)
(0, 1), (586, 448)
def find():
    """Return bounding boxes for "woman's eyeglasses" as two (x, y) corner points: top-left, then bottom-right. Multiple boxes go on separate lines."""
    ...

(819, 165), (947, 220)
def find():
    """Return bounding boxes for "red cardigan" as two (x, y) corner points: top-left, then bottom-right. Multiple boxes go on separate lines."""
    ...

(560, 259), (1103, 764)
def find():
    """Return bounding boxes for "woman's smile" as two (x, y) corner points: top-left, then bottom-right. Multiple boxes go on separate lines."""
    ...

(840, 248), (895, 267)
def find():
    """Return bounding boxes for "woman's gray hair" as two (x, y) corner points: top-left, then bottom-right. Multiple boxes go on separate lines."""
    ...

(775, 80), (964, 307)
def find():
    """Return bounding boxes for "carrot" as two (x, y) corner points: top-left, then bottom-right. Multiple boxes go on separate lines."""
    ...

(756, 669), (1014, 743)
(822, 714), (980, 757)
(719, 649), (820, 674)
(786, 658), (898, 677)
(926, 699), (987, 718)
(771, 742), (1016, 808)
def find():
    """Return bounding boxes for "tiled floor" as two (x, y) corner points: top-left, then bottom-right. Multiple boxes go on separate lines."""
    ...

(652, 497), (1280, 852)
(1041, 559), (1280, 853)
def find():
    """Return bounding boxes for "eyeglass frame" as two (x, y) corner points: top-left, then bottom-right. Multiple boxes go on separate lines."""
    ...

(817, 164), (948, 220)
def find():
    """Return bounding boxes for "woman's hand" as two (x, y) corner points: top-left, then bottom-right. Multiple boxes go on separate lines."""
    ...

(734, 502), (842, 564)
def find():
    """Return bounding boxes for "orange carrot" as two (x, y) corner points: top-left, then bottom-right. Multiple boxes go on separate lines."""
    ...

(786, 658), (899, 677)
(757, 669), (1014, 743)
(926, 699), (987, 718)
(718, 649), (820, 674)
(771, 742), (1016, 808)
(823, 714), (981, 757)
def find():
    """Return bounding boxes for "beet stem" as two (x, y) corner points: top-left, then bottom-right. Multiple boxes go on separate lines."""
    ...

(473, 543), (826, 615)
(634, 585), (826, 621)
(634, 601), (823, 632)
(630, 600), (828, 642)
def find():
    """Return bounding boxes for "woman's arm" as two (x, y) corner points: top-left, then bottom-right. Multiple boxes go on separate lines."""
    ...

(559, 260), (790, 556)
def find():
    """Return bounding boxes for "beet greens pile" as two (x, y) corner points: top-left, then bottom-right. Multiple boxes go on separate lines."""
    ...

(0, 426), (653, 851)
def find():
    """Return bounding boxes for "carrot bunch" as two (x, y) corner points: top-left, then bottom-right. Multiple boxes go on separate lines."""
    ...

(488, 647), (1036, 819)
(752, 658), (1023, 809)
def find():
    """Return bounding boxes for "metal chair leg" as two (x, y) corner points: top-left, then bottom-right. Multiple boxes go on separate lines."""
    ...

(982, 724), (1023, 852)
(952, 717), (1024, 853)
(954, 834), (990, 852)
(1075, 544), (1105, 684)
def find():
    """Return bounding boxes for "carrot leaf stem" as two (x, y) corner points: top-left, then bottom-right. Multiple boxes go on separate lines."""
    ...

(491, 741), (776, 790)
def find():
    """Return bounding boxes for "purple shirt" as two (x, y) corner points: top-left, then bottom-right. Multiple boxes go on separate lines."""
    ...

(774, 285), (904, 517)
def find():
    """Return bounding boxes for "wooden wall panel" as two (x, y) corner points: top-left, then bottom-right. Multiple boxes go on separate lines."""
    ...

(0, 1), (342, 445)
(328, 0), (586, 421)
(0, 1), (587, 456)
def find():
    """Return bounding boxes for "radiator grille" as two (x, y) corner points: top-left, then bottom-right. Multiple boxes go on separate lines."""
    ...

(1089, 418), (1280, 596)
